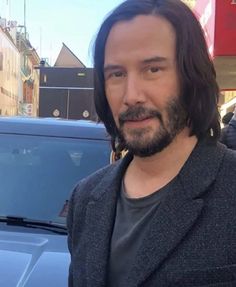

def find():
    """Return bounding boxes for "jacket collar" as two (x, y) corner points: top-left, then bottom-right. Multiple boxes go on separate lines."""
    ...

(84, 139), (227, 286)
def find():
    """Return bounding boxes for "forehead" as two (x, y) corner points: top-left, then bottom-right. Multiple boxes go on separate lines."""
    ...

(104, 14), (176, 65)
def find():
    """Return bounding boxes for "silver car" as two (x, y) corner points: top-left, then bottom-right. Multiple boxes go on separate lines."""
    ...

(0, 117), (112, 287)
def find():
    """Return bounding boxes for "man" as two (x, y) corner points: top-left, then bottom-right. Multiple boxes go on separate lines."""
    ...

(221, 107), (236, 150)
(219, 111), (234, 147)
(67, 0), (236, 286)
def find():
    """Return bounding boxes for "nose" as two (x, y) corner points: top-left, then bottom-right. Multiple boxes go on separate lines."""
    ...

(123, 74), (146, 106)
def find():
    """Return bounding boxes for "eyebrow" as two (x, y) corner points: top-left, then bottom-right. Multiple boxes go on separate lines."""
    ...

(142, 56), (168, 64)
(103, 64), (123, 74)
(103, 56), (169, 73)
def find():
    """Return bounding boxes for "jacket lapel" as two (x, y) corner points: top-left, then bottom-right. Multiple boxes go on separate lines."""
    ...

(126, 140), (227, 286)
(84, 154), (133, 287)
(85, 189), (117, 287)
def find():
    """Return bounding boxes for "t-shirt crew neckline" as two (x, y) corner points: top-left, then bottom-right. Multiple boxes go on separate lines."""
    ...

(121, 176), (177, 209)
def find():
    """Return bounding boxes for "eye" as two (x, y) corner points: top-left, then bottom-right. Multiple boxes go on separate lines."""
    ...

(149, 66), (160, 73)
(111, 71), (125, 78)
(105, 70), (126, 81)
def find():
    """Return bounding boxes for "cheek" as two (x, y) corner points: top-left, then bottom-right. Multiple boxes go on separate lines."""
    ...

(150, 78), (180, 109)
(105, 85), (123, 118)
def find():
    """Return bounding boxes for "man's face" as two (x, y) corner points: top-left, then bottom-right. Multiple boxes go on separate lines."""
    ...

(104, 15), (187, 157)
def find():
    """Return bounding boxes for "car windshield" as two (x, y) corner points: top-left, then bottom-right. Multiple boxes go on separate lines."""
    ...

(0, 133), (111, 226)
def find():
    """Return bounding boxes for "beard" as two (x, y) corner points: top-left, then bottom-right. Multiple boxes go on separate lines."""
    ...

(116, 98), (187, 157)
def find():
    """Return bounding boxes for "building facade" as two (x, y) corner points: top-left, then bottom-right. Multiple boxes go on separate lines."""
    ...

(0, 19), (40, 117)
(0, 26), (20, 116)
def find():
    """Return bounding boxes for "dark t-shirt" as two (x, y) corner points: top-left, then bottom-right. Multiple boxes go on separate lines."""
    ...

(108, 178), (176, 287)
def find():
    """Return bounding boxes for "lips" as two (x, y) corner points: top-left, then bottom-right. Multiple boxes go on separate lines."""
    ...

(125, 116), (152, 122)
(122, 117), (155, 129)
(118, 106), (163, 127)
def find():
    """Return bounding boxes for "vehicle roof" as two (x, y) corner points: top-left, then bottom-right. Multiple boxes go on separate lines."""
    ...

(0, 116), (110, 140)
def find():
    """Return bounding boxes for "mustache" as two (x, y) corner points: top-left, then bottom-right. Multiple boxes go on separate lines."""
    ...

(118, 106), (163, 126)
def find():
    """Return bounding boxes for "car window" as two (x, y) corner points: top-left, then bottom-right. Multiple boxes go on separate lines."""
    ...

(0, 133), (111, 226)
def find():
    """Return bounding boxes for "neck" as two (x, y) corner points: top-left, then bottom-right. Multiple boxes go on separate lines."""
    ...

(124, 127), (198, 198)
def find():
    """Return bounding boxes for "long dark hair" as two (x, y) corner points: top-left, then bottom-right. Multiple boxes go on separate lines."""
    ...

(93, 0), (221, 151)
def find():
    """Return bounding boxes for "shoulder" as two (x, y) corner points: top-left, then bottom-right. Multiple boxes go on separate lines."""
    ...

(67, 162), (120, 232)
(229, 117), (236, 125)
(71, 162), (119, 205)
(67, 154), (132, 231)
(68, 152), (132, 208)
(228, 118), (236, 130)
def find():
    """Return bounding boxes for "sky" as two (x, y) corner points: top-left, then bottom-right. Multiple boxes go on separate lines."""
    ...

(0, 0), (124, 67)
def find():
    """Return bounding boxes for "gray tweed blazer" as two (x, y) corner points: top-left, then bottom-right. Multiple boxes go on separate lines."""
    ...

(67, 139), (236, 287)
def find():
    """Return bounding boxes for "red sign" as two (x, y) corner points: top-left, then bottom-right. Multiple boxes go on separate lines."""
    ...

(194, 0), (236, 56)
(214, 0), (236, 56)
